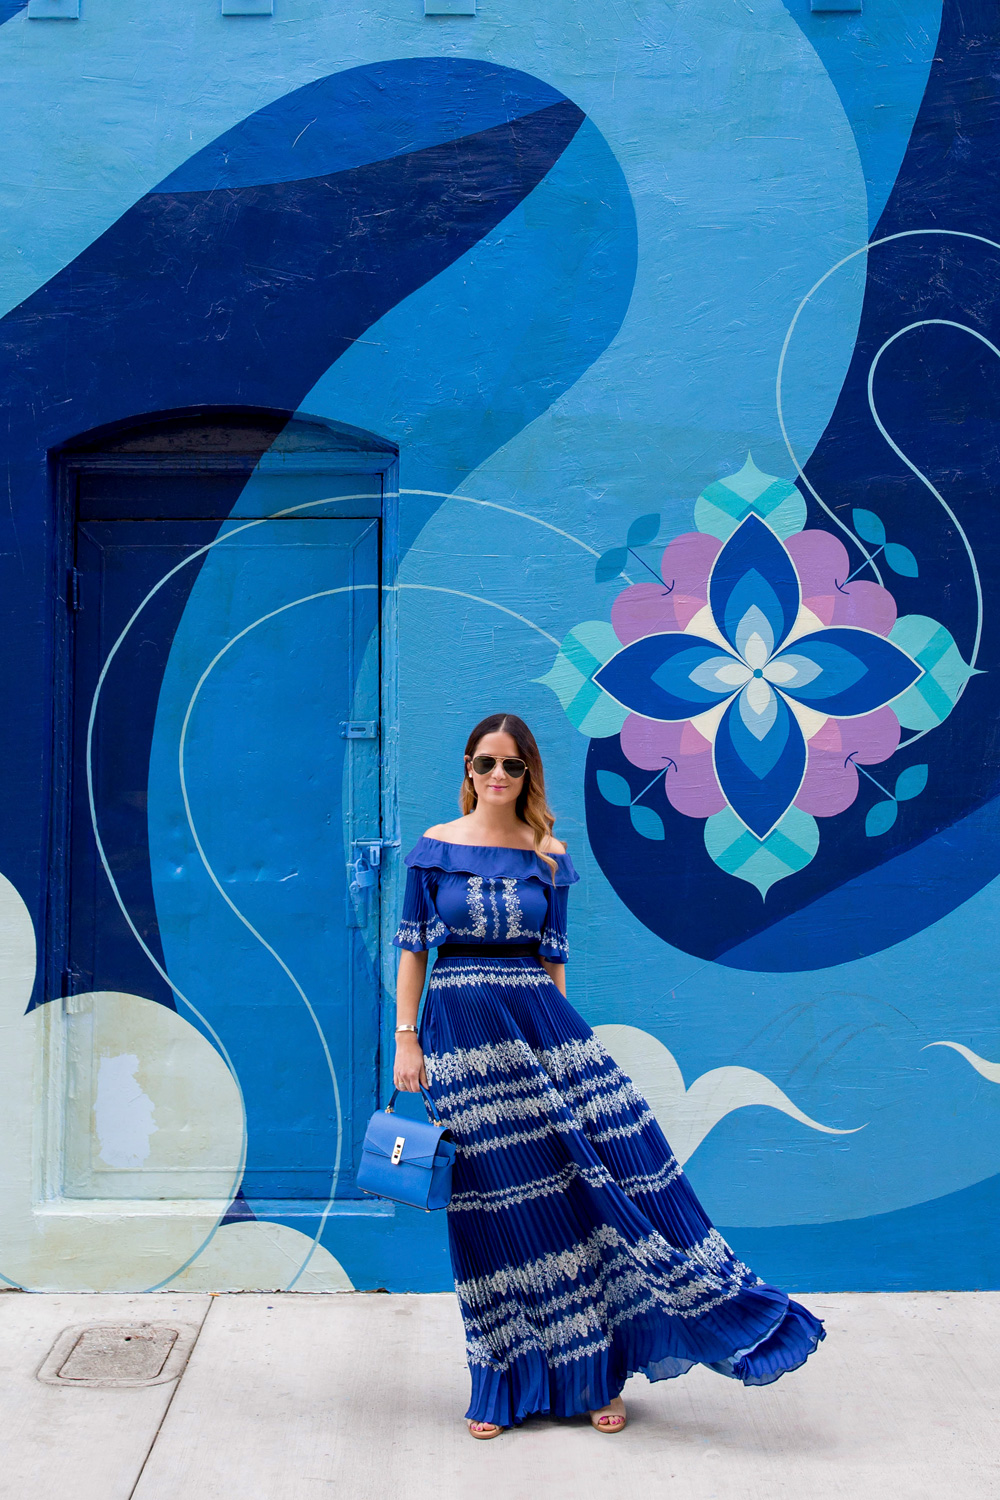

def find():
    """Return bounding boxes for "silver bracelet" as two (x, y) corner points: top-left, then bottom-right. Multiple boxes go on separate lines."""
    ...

(395, 1024), (418, 1034)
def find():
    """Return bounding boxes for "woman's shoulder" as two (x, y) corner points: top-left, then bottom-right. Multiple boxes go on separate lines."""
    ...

(422, 819), (467, 841)
(421, 821), (566, 854)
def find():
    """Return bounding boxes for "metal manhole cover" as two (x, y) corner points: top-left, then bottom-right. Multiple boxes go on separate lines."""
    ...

(37, 1321), (200, 1388)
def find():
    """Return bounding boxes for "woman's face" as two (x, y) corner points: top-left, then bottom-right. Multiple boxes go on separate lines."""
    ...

(466, 730), (525, 810)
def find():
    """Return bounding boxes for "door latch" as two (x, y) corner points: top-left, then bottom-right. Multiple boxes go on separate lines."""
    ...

(351, 838), (398, 869)
(346, 838), (400, 926)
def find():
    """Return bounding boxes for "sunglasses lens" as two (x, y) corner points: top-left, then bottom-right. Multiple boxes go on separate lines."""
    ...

(470, 755), (527, 778)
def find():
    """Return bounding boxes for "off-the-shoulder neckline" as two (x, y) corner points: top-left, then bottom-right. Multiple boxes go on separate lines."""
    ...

(420, 834), (569, 856)
(406, 834), (579, 884)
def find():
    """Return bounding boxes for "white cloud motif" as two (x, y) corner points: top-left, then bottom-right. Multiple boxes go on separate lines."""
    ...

(594, 1023), (863, 1164)
(923, 1040), (1000, 1084)
(0, 868), (352, 1293)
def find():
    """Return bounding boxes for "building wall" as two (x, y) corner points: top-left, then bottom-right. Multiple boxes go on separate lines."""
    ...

(2, 0), (999, 1294)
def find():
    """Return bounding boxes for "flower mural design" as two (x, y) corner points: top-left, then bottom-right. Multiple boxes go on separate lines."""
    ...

(594, 514), (922, 841)
(539, 457), (978, 895)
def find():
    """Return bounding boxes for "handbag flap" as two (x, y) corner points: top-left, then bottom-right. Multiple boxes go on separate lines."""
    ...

(363, 1109), (450, 1168)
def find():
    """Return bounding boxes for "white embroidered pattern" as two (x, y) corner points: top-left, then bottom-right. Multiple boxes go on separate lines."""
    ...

(439, 1085), (567, 1138)
(447, 1148), (681, 1209)
(394, 916), (448, 948)
(425, 1037), (542, 1087)
(460, 1116), (580, 1157)
(427, 964), (552, 993)
(535, 1039), (655, 1141)
(456, 1224), (758, 1371)
(538, 1035), (615, 1080)
(501, 878), (540, 941)
(448, 1159), (611, 1214)
(616, 1158), (683, 1196)
(433, 1069), (557, 1122)
(487, 879), (501, 939)
(539, 929), (569, 959)
(426, 1034), (661, 1153)
(449, 875), (487, 938)
(554, 1076), (653, 1132)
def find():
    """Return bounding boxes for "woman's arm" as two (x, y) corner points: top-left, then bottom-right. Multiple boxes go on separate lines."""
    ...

(393, 948), (429, 1090)
(540, 958), (566, 996)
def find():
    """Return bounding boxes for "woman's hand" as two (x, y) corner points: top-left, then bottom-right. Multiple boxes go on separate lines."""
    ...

(540, 958), (566, 996)
(394, 1032), (428, 1092)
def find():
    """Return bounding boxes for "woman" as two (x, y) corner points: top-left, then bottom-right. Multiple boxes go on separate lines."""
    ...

(392, 712), (824, 1439)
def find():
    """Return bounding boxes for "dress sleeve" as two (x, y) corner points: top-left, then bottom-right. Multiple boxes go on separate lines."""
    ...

(539, 882), (570, 963)
(392, 865), (449, 952)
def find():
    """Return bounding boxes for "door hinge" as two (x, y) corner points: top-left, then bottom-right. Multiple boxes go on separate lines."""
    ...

(61, 966), (87, 1012)
(67, 567), (82, 612)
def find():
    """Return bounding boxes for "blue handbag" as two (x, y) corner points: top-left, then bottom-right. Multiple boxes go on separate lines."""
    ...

(357, 1085), (455, 1211)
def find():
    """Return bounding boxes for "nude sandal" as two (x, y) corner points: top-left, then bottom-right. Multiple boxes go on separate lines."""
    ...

(467, 1419), (504, 1440)
(589, 1396), (627, 1433)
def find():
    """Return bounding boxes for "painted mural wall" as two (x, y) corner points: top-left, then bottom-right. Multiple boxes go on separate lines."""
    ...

(1, 0), (998, 1294)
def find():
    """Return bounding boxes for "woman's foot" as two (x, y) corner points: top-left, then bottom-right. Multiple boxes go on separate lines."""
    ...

(589, 1395), (627, 1433)
(467, 1419), (504, 1440)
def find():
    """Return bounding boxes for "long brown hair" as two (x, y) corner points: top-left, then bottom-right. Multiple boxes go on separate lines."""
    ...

(459, 714), (559, 880)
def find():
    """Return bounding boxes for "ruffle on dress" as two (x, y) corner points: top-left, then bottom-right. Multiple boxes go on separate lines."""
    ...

(404, 835), (579, 885)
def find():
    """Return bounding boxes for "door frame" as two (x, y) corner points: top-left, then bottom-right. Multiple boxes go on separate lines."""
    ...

(40, 422), (400, 1222)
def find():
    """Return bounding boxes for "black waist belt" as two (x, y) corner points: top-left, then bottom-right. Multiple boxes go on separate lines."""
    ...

(436, 942), (541, 959)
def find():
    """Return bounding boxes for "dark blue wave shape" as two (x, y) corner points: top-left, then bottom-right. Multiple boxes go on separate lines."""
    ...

(588, 0), (1000, 968)
(0, 59), (585, 1010)
(2, 101), (583, 437)
(721, 1167), (1000, 1292)
(159, 58), (567, 191)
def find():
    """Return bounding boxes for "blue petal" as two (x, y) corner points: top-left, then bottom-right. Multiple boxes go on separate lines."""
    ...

(594, 634), (737, 720)
(738, 681), (777, 741)
(771, 628), (921, 716)
(709, 514), (800, 657)
(714, 689), (806, 839)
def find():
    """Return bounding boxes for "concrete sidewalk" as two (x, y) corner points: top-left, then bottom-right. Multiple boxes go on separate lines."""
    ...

(2, 1291), (996, 1499)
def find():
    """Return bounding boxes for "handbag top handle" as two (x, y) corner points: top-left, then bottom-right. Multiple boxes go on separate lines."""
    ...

(384, 1084), (442, 1126)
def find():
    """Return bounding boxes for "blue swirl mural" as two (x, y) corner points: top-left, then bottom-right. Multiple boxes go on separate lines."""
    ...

(2, 0), (999, 1297)
(0, 54), (637, 1286)
(1, 58), (632, 1016)
(582, 0), (1000, 974)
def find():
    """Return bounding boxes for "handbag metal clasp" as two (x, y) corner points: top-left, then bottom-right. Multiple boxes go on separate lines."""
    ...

(391, 1136), (405, 1165)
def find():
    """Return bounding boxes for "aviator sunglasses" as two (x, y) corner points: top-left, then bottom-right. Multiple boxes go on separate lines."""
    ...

(469, 754), (528, 779)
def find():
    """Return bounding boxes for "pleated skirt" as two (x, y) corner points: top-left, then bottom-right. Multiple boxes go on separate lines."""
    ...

(420, 954), (824, 1428)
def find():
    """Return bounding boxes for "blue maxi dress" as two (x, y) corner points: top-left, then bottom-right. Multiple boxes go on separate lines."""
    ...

(393, 836), (824, 1428)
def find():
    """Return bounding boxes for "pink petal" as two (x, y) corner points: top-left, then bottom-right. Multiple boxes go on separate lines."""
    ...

(795, 709), (901, 817)
(611, 582), (681, 645)
(785, 529), (849, 603)
(620, 715), (724, 818)
(611, 532), (722, 644)
(785, 529), (897, 635)
(659, 532), (724, 628)
(827, 580), (897, 636)
(794, 746), (860, 817)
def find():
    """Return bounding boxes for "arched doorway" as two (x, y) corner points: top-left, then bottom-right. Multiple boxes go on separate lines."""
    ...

(51, 410), (395, 1209)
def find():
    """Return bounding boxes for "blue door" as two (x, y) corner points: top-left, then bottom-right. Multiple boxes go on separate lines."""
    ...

(66, 482), (383, 1208)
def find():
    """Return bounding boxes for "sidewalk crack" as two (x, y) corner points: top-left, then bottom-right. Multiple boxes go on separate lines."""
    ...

(127, 1295), (215, 1500)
